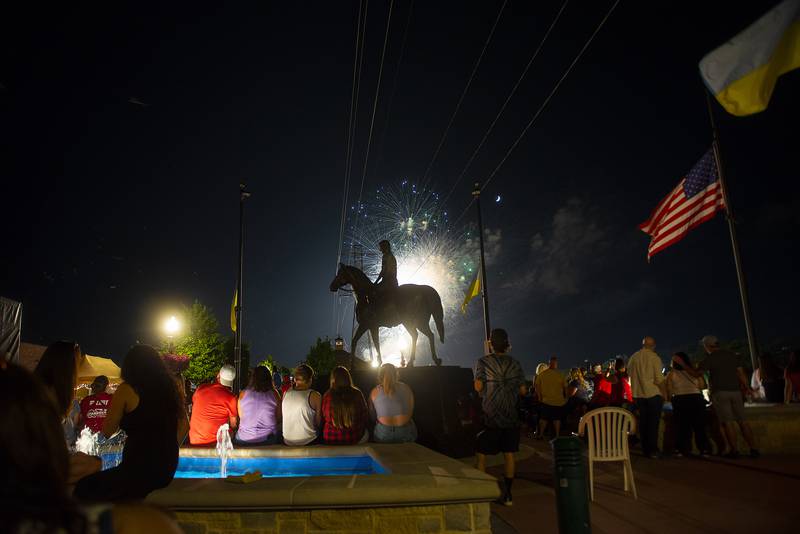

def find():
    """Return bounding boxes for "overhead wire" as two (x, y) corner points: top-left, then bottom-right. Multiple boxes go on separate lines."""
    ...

(439, 0), (570, 208)
(481, 0), (620, 193)
(352, 0), (396, 240)
(336, 0), (368, 272)
(408, 0), (620, 280)
(418, 0), (508, 191)
(373, 0), (415, 177)
(333, 0), (369, 336)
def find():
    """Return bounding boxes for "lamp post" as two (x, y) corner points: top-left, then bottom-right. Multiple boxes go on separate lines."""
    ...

(234, 183), (252, 395)
(164, 315), (181, 353)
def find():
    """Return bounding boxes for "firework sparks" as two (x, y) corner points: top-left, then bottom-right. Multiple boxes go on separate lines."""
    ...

(337, 182), (477, 365)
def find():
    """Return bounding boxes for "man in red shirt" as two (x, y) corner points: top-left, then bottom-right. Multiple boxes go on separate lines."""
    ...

(589, 364), (613, 410)
(78, 375), (112, 433)
(189, 364), (239, 446)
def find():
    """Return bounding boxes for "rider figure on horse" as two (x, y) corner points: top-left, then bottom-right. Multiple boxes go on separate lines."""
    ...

(374, 240), (398, 297)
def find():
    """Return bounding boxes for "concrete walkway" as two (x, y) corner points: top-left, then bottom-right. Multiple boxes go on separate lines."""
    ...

(473, 434), (800, 533)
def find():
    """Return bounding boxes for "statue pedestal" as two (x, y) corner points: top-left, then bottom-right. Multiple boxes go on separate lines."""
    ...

(350, 365), (478, 458)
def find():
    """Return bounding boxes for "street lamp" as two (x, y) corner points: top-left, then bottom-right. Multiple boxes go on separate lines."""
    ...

(164, 316), (181, 352)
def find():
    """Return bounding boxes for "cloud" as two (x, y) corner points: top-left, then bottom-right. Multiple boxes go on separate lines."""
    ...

(510, 198), (608, 296)
(464, 228), (502, 266)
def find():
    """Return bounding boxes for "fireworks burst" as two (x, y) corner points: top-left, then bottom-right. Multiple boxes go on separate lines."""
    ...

(337, 181), (478, 365)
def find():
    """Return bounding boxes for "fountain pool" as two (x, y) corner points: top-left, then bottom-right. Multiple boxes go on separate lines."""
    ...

(148, 444), (499, 534)
(175, 453), (388, 478)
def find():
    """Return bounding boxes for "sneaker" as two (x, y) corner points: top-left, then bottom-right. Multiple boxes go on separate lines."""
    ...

(502, 492), (513, 507)
(749, 449), (760, 459)
(722, 450), (740, 459)
(672, 451), (684, 458)
(700, 451), (712, 459)
(647, 452), (662, 459)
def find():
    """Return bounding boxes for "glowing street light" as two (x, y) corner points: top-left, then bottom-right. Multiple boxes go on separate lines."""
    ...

(164, 316), (181, 337)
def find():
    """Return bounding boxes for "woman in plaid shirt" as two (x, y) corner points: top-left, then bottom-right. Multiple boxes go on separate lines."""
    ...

(321, 366), (369, 445)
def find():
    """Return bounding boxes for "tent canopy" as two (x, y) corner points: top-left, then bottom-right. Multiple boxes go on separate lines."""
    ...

(78, 354), (122, 384)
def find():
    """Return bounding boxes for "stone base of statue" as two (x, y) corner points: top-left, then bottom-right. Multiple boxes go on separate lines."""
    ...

(315, 365), (479, 458)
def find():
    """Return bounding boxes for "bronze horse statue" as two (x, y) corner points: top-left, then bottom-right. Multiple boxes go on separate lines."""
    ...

(329, 263), (444, 367)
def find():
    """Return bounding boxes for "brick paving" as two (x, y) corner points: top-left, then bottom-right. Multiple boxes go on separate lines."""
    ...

(473, 433), (800, 533)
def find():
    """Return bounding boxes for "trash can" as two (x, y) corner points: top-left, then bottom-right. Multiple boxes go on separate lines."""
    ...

(551, 436), (591, 534)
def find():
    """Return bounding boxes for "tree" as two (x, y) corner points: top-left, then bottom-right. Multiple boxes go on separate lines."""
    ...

(305, 337), (336, 376)
(256, 355), (291, 376)
(165, 300), (225, 385)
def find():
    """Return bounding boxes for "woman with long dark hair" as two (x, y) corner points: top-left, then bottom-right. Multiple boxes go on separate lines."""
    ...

(74, 345), (181, 501)
(784, 350), (800, 403)
(34, 341), (102, 481)
(369, 363), (417, 443)
(235, 365), (282, 445)
(666, 352), (711, 457)
(321, 366), (368, 445)
(34, 340), (80, 419)
(758, 353), (785, 403)
(1, 363), (181, 533)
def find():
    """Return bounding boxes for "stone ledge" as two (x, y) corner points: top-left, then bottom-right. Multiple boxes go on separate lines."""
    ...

(176, 504), (490, 534)
(149, 443), (500, 510)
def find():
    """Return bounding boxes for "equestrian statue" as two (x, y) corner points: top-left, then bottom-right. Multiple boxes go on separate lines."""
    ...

(329, 240), (444, 367)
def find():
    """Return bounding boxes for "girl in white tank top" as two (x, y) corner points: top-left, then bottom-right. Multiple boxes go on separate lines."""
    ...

(282, 388), (318, 446)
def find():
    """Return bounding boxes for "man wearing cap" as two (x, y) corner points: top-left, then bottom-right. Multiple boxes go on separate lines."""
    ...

(675, 335), (759, 459)
(78, 375), (111, 434)
(628, 336), (667, 458)
(189, 364), (239, 446)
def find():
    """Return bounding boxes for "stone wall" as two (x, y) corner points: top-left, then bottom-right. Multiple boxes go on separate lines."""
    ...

(175, 503), (491, 534)
(660, 403), (800, 454)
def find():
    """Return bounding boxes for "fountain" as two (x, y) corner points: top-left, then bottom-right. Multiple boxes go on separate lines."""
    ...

(215, 424), (233, 478)
(74, 427), (126, 470)
(74, 427), (99, 456)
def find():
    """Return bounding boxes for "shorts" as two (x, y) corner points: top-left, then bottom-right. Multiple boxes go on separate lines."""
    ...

(539, 403), (565, 422)
(711, 390), (745, 423)
(373, 420), (418, 443)
(476, 426), (520, 455)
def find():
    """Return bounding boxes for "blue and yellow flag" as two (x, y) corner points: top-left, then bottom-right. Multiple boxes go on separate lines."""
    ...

(230, 289), (238, 332)
(461, 269), (481, 314)
(700, 0), (800, 116)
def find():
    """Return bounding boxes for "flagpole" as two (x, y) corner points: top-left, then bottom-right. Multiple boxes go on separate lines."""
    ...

(234, 183), (251, 394)
(704, 92), (759, 372)
(472, 183), (491, 345)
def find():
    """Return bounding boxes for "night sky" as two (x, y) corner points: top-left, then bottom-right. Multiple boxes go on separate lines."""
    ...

(3, 1), (798, 375)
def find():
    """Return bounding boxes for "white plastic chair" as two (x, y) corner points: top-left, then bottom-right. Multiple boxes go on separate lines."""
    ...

(578, 407), (637, 501)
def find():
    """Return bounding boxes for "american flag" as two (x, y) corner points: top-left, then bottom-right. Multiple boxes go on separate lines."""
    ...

(639, 149), (726, 260)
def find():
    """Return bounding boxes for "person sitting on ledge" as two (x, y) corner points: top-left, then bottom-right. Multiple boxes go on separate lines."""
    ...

(369, 363), (417, 443)
(282, 364), (321, 446)
(74, 345), (182, 502)
(322, 366), (369, 445)
(235, 365), (282, 446)
(1, 362), (182, 533)
(189, 364), (238, 446)
(77, 375), (112, 434)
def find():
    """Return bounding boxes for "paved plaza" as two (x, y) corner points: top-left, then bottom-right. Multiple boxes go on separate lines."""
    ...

(469, 433), (800, 533)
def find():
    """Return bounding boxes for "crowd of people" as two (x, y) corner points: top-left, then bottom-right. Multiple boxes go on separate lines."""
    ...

(518, 336), (800, 460)
(3, 329), (797, 527)
(0, 339), (420, 532)
(468, 330), (800, 507)
(188, 361), (417, 448)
